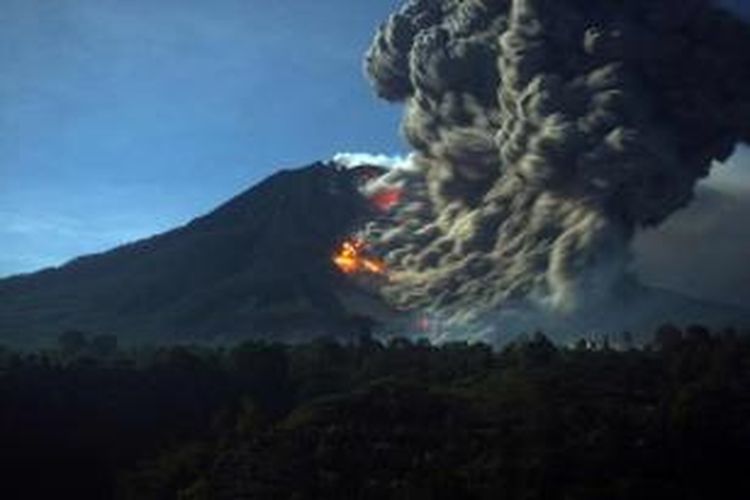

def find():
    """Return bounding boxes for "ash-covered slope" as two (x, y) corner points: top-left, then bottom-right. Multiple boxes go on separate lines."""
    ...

(0, 162), (390, 346)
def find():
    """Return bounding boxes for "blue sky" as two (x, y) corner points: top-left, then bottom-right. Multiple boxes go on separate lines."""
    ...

(0, 0), (405, 276)
(1, 0), (749, 309)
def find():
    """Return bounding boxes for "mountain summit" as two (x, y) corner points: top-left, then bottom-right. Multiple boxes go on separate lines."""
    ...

(0, 162), (394, 346)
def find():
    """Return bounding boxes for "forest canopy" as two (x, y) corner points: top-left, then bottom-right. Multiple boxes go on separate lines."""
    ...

(1, 325), (749, 499)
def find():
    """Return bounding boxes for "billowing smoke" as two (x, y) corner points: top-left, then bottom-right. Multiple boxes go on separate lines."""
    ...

(363, 0), (750, 327)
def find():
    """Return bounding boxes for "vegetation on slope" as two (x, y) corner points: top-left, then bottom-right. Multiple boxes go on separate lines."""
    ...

(1, 325), (749, 499)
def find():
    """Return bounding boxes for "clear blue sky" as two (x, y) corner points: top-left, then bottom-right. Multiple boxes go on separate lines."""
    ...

(0, 0), (406, 276)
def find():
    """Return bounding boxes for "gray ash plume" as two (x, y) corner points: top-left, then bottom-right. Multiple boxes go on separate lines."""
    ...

(363, 0), (750, 327)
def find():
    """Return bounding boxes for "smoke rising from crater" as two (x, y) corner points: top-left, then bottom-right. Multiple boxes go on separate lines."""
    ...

(363, 0), (750, 324)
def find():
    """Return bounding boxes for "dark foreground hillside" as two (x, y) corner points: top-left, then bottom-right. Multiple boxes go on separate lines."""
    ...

(1, 325), (749, 499)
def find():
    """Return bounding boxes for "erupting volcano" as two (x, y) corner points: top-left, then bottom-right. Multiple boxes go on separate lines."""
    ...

(2, 1), (750, 348)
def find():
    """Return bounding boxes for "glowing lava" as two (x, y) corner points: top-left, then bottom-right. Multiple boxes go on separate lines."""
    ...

(333, 239), (386, 276)
(369, 187), (403, 212)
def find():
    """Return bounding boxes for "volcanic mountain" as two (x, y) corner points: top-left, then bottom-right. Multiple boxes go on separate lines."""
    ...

(0, 162), (397, 347)
(1, 160), (748, 348)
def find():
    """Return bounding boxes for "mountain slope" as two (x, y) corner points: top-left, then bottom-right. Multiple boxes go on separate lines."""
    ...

(0, 162), (389, 346)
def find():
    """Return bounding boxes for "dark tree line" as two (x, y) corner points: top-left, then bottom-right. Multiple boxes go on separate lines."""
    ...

(1, 325), (749, 499)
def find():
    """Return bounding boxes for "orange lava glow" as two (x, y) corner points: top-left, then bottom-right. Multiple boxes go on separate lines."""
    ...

(369, 188), (403, 212)
(333, 239), (386, 276)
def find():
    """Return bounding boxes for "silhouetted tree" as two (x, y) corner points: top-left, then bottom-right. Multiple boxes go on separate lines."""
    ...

(654, 323), (683, 351)
(58, 329), (88, 356)
(91, 334), (119, 357)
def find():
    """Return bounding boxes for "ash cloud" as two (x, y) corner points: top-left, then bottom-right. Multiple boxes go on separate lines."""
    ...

(363, 0), (750, 326)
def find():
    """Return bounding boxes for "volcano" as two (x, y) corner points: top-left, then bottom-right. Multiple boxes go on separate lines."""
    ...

(0, 162), (398, 347)
(0, 160), (748, 348)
